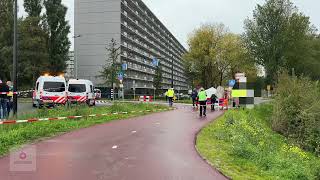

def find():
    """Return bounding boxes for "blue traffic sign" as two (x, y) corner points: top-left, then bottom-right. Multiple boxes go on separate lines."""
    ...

(229, 80), (236, 87)
(152, 58), (159, 67)
(122, 63), (128, 71)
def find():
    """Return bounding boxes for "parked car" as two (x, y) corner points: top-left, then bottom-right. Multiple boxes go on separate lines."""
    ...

(67, 79), (95, 106)
(32, 75), (67, 108)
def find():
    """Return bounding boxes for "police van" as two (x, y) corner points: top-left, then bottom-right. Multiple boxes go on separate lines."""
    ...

(32, 75), (67, 107)
(67, 79), (95, 106)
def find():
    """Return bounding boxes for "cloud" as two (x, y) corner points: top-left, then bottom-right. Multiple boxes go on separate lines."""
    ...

(19, 0), (320, 50)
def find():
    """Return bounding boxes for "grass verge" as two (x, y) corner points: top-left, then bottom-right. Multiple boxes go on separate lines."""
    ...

(196, 104), (320, 180)
(0, 103), (168, 157)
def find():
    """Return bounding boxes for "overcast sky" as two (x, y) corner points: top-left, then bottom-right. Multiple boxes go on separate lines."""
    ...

(18, 0), (320, 50)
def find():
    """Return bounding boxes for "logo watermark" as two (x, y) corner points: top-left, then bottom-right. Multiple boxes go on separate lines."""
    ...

(10, 145), (36, 172)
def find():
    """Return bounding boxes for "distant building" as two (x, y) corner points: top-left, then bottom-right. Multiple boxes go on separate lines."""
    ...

(65, 51), (75, 79)
(75, 0), (188, 91)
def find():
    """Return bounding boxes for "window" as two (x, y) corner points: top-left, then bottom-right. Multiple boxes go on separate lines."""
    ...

(68, 84), (86, 93)
(90, 85), (94, 93)
(43, 82), (65, 92)
(36, 82), (39, 91)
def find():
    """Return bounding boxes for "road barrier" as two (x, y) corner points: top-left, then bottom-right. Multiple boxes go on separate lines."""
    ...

(139, 96), (153, 102)
(0, 108), (175, 125)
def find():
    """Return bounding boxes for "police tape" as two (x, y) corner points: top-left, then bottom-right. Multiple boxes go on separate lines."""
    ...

(0, 88), (63, 95)
(0, 108), (175, 125)
(0, 92), (18, 95)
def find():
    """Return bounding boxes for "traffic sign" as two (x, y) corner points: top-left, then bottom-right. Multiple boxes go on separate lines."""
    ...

(152, 58), (159, 67)
(229, 80), (236, 87)
(122, 63), (128, 71)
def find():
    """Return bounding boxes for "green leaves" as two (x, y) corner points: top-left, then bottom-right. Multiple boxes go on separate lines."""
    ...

(185, 24), (256, 88)
(272, 72), (320, 155)
(153, 61), (163, 94)
(244, 0), (319, 84)
(44, 0), (71, 75)
(0, 0), (70, 87)
(99, 39), (121, 87)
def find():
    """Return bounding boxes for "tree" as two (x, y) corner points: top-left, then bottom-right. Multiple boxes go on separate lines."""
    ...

(44, 0), (70, 74)
(153, 61), (163, 95)
(0, 0), (13, 81)
(24, 0), (42, 18)
(99, 39), (121, 88)
(184, 24), (256, 88)
(18, 18), (49, 88)
(244, 0), (315, 83)
(18, 0), (49, 88)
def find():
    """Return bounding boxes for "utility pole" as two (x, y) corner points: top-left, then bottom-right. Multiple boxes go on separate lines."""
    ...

(171, 54), (174, 88)
(73, 35), (81, 79)
(13, 0), (18, 117)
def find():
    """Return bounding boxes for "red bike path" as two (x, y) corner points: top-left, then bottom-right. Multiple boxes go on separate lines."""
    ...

(0, 105), (227, 180)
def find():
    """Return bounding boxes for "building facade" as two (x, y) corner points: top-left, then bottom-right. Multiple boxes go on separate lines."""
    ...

(75, 0), (188, 91)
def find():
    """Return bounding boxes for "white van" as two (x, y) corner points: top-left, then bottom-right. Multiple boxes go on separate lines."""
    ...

(67, 79), (95, 106)
(32, 76), (67, 107)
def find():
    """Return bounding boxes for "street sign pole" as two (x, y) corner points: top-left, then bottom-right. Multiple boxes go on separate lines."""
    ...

(13, 0), (18, 117)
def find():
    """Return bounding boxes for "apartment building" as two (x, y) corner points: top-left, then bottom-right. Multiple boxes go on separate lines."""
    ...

(75, 0), (188, 91)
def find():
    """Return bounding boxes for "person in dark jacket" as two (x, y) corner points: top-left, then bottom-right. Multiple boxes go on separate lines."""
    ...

(191, 89), (198, 107)
(211, 93), (217, 111)
(0, 80), (9, 120)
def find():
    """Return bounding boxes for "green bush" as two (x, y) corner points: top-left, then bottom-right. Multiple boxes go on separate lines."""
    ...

(272, 73), (320, 155)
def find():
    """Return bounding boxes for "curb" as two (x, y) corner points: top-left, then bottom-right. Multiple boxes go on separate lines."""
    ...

(0, 108), (175, 126)
(193, 112), (231, 180)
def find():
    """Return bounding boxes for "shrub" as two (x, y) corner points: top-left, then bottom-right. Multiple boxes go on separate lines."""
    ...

(272, 72), (320, 155)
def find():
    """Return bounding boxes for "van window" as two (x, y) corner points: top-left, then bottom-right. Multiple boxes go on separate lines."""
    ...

(68, 84), (86, 93)
(43, 82), (65, 92)
(36, 82), (39, 91)
(90, 85), (93, 93)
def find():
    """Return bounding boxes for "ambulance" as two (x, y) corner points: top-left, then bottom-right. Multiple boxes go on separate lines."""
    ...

(67, 79), (96, 106)
(32, 75), (68, 107)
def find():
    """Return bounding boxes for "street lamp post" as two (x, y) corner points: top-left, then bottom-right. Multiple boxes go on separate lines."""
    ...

(13, 0), (18, 117)
(73, 35), (81, 79)
(171, 54), (174, 88)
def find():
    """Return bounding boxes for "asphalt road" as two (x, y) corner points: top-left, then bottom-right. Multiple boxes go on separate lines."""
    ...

(0, 105), (227, 180)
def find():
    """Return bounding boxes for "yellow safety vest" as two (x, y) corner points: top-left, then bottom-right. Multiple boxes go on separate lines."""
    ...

(167, 90), (174, 97)
(7, 91), (13, 97)
(198, 91), (207, 101)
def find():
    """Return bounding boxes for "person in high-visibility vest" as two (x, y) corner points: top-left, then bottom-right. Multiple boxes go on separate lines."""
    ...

(198, 88), (207, 117)
(166, 88), (175, 107)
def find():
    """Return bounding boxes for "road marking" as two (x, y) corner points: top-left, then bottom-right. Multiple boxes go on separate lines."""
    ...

(131, 131), (137, 134)
(155, 123), (160, 125)
(112, 145), (118, 149)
